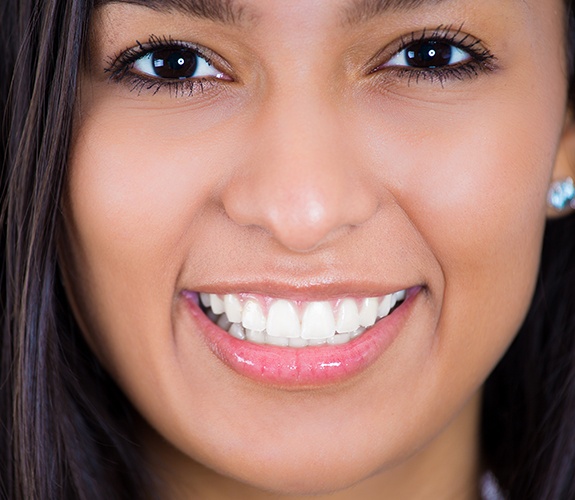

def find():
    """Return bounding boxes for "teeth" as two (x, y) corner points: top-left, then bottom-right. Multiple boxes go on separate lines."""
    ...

(217, 314), (232, 331)
(224, 294), (242, 323)
(200, 289), (408, 347)
(266, 335), (290, 347)
(242, 300), (266, 332)
(228, 322), (246, 340)
(267, 300), (301, 338)
(301, 302), (336, 340)
(359, 297), (378, 328)
(200, 293), (211, 308)
(210, 294), (225, 314)
(308, 338), (328, 346)
(289, 337), (309, 348)
(350, 327), (366, 339)
(327, 333), (351, 345)
(335, 299), (360, 333)
(378, 294), (392, 318)
(246, 329), (266, 344)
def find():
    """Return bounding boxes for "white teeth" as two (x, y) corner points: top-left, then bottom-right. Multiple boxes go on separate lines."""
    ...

(335, 298), (360, 333)
(350, 327), (366, 339)
(327, 333), (351, 345)
(210, 294), (225, 314)
(289, 337), (309, 348)
(359, 297), (378, 328)
(266, 300), (301, 338)
(224, 294), (243, 323)
(246, 329), (266, 344)
(308, 338), (328, 346)
(228, 322), (246, 340)
(301, 301), (336, 340)
(266, 335), (290, 347)
(200, 293), (211, 308)
(378, 294), (392, 318)
(242, 300), (266, 332)
(200, 289), (408, 347)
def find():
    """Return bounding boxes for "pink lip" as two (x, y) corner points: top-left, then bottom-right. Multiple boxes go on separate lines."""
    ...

(183, 288), (420, 388)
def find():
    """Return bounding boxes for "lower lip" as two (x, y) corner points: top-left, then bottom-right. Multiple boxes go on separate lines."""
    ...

(183, 288), (420, 388)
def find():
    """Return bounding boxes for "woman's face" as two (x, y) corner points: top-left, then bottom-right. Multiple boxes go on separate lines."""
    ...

(65, 0), (569, 497)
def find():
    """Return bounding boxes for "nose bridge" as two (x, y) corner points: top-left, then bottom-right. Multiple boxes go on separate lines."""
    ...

(221, 85), (378, 253)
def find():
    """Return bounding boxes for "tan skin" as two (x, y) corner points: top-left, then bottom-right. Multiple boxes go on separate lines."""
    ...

(62, 0), (573, 498)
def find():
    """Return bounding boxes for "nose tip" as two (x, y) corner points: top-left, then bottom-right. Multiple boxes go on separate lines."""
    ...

(222, 157), (378, 253)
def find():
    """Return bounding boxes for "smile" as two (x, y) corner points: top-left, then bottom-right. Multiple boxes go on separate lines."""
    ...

(199, 291), (407, 348)
(183, 287), (420, 386)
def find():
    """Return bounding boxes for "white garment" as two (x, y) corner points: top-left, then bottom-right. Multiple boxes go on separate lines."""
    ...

(481, 472), (505, 500)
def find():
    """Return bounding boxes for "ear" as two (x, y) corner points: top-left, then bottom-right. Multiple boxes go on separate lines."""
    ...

(548, 115), (575, 218)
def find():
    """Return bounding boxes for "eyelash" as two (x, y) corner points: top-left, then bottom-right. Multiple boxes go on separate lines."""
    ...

(105, 35), (227, 97)
(374, 25), (497, 85)
(105, 25), (496, 97)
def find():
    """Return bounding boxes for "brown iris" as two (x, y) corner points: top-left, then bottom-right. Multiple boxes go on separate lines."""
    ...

(151, 49), (198, 79)
(405, 41), (453, 68)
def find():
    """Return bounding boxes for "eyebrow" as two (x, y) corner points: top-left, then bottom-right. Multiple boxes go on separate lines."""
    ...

(96, 0), (449, 26)
(94, 0), (249, 24)
(343, 0), (448, 24)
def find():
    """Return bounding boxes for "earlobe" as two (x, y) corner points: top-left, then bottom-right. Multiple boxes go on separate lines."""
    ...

(547, 118), (575, 217)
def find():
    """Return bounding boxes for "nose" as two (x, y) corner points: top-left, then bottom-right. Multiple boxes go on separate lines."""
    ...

(221, 93), (379, 253)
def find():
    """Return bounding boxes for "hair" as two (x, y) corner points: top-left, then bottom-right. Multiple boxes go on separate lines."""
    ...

(1, 1), (574, 499)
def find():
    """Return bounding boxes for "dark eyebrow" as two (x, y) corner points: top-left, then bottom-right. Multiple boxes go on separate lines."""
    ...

(94, 0), (249, 25)
(95, 0), (448, 26)
(343, 0), (447, 25)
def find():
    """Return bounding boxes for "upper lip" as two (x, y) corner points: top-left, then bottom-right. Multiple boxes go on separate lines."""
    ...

(182, 279), (423, 301)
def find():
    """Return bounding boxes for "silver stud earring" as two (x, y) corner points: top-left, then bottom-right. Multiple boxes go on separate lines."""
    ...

(547, 177), (575, 212)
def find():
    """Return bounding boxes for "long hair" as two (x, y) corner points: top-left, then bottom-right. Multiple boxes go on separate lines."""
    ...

(0, 1), (150, 498)
(1, 1), (575, 499)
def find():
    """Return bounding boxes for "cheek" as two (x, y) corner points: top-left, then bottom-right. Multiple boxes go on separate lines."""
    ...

(63, 103), (232, 374)
(413, 112), (549, 380)
(357, 88), (563, 389)
(405, 104), (549, 282)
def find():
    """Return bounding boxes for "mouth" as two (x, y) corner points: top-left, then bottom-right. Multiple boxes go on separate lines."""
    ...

(182, 287), (419, 387)
(198, 291), (407, 348)
(182, 286), (423, 390)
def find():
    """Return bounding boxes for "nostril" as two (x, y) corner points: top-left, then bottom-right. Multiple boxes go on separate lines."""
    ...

(222, 176), (379, 253)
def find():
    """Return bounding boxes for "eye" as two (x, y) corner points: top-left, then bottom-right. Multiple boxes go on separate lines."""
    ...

(133, 48), (222, 80)
(385, 40), (470, 69)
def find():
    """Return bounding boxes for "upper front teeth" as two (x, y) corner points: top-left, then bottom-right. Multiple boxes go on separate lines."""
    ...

(267, 300), (300, 338)
(200, 290), (407, 347)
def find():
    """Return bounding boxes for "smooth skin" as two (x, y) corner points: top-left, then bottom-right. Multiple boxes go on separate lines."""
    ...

(63, 0), (572, 498)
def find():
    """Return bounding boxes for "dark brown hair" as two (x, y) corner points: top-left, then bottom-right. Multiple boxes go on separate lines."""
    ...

(1, 1), (575, 498)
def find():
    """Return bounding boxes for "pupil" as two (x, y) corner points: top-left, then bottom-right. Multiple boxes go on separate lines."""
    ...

(152, 49), (198, 79)
(406, 41), (452, 69)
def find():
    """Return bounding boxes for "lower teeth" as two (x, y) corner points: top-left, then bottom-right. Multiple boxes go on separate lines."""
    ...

(210, 315), (367, 347)
(203, 302), (405, 348)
